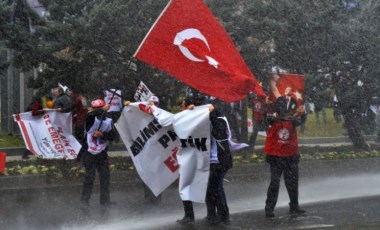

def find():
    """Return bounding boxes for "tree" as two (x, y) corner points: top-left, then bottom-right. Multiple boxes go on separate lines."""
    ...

(213, 0), (379, 149)
(1, 0), (185, 102)
(2, 0), (379, 148)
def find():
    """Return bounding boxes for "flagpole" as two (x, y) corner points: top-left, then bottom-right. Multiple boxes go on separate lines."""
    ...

(133, 0), (173, 57)
(97, 88), (118, 131)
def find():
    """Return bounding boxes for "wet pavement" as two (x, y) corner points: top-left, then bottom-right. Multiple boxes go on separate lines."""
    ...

(1, 157), (380, 229)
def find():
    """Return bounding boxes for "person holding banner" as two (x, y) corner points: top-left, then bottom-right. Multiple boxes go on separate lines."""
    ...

(22, 96), (44, 159)
(264, 87), (306, 218)
(205, 99), (233, 225)
(80, 99), (114, 209)
(174, 95), (232, 225)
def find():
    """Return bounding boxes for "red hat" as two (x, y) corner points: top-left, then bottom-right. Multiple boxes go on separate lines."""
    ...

(91, 99), (105, 108)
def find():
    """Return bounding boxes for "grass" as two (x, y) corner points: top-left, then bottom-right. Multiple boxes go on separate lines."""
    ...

(0, 108), (347, 148)
(249, 107), (346, 141)
(0, 134), (25, 148)
(298, 108), (345, 137)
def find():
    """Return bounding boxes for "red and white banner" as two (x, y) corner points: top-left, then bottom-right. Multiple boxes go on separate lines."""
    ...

(269, 73), (305, 104)
(13, 111), (81, 159)
(134, 0), (266, 102)
(115, 102), (180, 196)
(142, 104), (211, 202)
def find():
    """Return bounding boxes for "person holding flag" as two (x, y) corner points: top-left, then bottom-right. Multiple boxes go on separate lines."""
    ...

(80, 99), (114, 210)
(264, 82), (306, 218)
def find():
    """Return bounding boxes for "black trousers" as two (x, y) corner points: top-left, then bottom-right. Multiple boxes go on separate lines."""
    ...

(182, 200), (194, 219)
(206, 164), (229, 219)
(265, 154), (300, 212)
(80, 151), (110, 205)
(248, 120), (266, 148)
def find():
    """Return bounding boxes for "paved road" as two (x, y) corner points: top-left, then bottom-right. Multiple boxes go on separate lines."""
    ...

(1, 157), (380, 230)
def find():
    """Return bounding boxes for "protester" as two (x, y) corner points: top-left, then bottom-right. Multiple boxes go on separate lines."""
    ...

(22, 96), (44, 159)
(264, 87), (306, 218)
(144, 95), (163, 205)
(80, 99), (114, 209)
(300, 101), (311, 134)
(205, 98), (233, 225)
(248, 94), (267, 150)
(70, 89), (88, 143)
(173, 95), (232, 225)
(313, 84), (327, 125)
(332, 94), (342, 123)
(53, 86), (73, 113)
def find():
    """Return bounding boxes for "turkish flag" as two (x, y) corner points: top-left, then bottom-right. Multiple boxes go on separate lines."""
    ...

(268, 73), (304, 105)
(134, 0), (266, 102)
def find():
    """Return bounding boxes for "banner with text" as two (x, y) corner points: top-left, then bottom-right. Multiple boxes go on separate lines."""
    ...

(134, 81), (153, 102)
(173, 105), (211, 203)
(115, 102), (180, 196)
(13, 111), (81, 159)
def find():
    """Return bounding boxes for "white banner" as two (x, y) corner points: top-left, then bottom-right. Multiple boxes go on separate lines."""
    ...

(115, 102), (180, 196)
(13, 111), (81, 159)
(134, 81), (153, 102)
(173, 105), (211, 203)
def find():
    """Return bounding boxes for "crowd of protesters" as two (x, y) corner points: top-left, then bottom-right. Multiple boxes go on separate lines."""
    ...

(20, 81), (380, 226)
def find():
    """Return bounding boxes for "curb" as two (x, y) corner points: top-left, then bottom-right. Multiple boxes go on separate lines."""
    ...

(1, 135), (377, 157)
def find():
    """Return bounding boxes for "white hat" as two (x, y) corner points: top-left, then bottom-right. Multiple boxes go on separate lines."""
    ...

(150, 96), (159, 103)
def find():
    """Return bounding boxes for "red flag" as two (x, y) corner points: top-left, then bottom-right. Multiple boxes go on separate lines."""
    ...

(269, 73), (304, 105)
(134, 0), (266, 102)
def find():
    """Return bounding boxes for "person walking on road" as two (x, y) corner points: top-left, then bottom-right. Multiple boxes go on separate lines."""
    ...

(264, 87), (306, 218)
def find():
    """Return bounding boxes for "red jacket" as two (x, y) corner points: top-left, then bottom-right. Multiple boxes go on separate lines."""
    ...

(264, 120), (298, 157)
(252, 97), (265, 121)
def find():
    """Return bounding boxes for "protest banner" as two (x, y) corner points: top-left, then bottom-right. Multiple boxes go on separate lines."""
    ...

(115, 102), (180, 196)
(14, 110), (81, 159)
(172, 105), (211, 202)
(134, 81), (153, 102)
